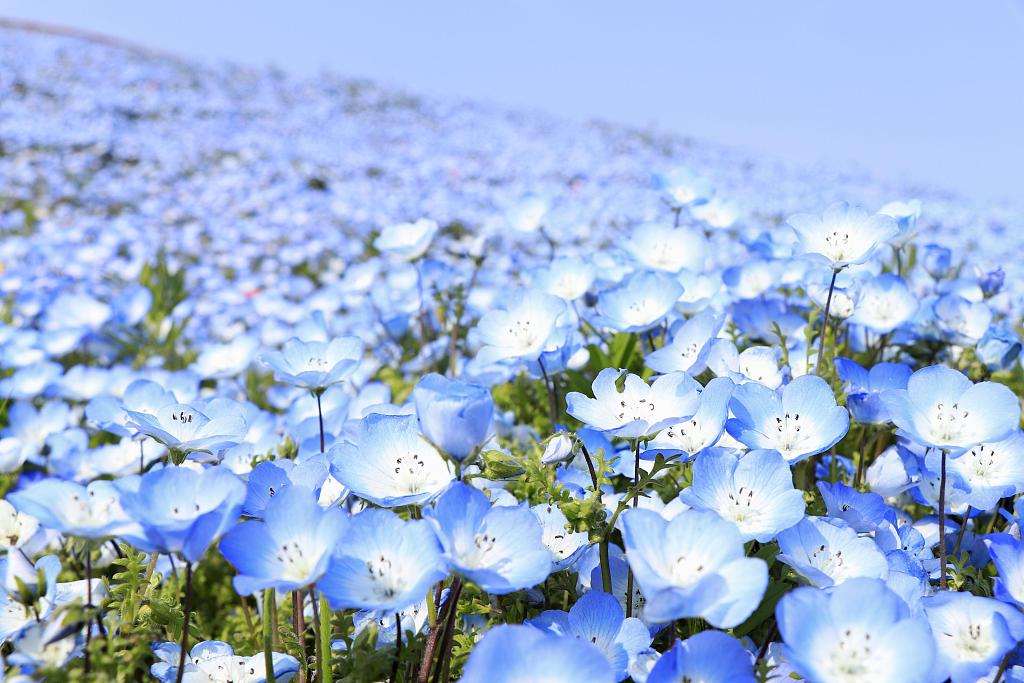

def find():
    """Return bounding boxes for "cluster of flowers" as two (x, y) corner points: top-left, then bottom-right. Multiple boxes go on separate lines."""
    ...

(3, 23), (1024, 683)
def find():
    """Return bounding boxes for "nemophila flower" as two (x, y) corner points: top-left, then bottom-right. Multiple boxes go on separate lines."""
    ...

(567, 369), (701, 440)
(923, 591), (1024, 683)
(776, 516), (888, 587)
(623, 224), (706, 273)
(880, 365), (1020, 451)
(933, 294), (993, 347)
(150, 640), (299, 683)
(787, 202), (898, 268)
(242, 457), (330, 517)
(925, 431), (1024, 510)
(879, 198), (922, 248)
(260, 336), (362, 393)
(219, 485), (345, 595)
(690, 196), (740, 230)
(705, 341), (786, 390)
(532, 256), (596, 301)
(777, 578), (935, 683)
(651, 167), (713, 208)
(329, 413), (452, 507)
(0, 361), (61, 400)
(1, 401), (71, 470)
(460, 623), (615, 683)
(529, 590), (651, 682)
(990, 536), (1024, 609)
(192, 334), (260, 379)
(540, 433), (574, 465)
(726, 375), (849, 463)
(86, 378), (178, 438)
(849, 273), (918, 333)
(834, 358), (911, 424)
(817, 481), (890, 533)
(866, 445), (919, 498)
(8, 478), (139, 539)
(644, 310), (721, 375)
(594, 271), (683, 333)
(646, 630), (755, 683)
(119, 465), (245, 562)
(424, 482), (550, 594)
(977, 325), (1023, 371)
(679, 448), (805, 542)
(411, 373), (494, 461)
(317, 509), (447, 612)
(126, 401), (247, 457)
(506, 193), (550, 234)
(8, 617), (82, 672)
(373, 218), (438, 260)
(922, 243), (953, 279)
(532, 501), (590, 570)
(643, 377), (734, 460)
(620, 508), (767, 627)
(0, 499), (39, 552)
(471, 289), (568, 366)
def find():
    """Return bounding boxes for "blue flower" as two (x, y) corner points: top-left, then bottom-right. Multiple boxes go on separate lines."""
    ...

(880, 365), (1020, 451)
(620, 508), (767, 627)
(471, 289), (569, 367)
(834, 358), (911, 424)
(680, 448), (805, 542)
(9, 478), (139, 539)
(532, 501), (590, 571)
(260, 336), (363, 393)
(991, 535), (1024, 609)
(119, 465), (245, 562)
(150, 639), (299, 683)
(922, 243), (953, 278)
(411, 373), (494, 461)
(935, 431), (1024, 510)
(594, 271), (683, 333)
(726, 374), (850, 463)
(424, 482), (550, 594)
(126, 401), (247, 457)
(460, 624), (615, 683)
(933, 294), (992, 346)
(219, 484), (345, 595)
(528, 590), (651, 681)
(644, 310), (722, 376)
(373, 218), (438, 260)
(787, 202), (898, 268)
(643, 377), (735, 460)
(776, 516), (888, 587)
(317, 509), (447, 613)
(623, 224), (706, 273)
(777, 578), (935, 683)
(817, 481), (891, 533)
(651, 167), (713, 208)
(566, 369), (701, 440)
(923, 590), (1024, 683)
(329, 413), (452, 507)
(977, 325), (1023, 371)
(647, 630), (755, 683)
(849, 273), (918, 333)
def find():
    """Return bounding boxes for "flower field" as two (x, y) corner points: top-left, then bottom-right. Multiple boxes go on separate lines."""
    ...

(3, 23), (1024, 683)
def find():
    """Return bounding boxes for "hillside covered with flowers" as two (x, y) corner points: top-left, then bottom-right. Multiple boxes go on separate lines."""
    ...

(2, 23), (1024, 683)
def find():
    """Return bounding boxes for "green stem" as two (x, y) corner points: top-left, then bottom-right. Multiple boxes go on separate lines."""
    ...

(264, 589), (277, 683)
(814, 267), (839, 376)
(319, 594), (332, 683)
(174, 563), (193, 683)
(938, 448), (949, 590)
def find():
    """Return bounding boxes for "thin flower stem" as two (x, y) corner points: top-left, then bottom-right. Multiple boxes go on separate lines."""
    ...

(390, 612), (403, 683)
(952, 505), (973, 560)
(264, 589), (277, 683)
(319, 593), (332, 683)
(316, 391), (325, 454)
(418, 583), (448, 683)
(432, 577), (463, 683)
(625, 439), (641, 618)
(938, 448), (949, 590)
(293, 590), (307, 683)
(537, 357), (558, 427)
(174, 563), (193, 683)
(814, 268), (839, 376)
(85, 545), (93, 674)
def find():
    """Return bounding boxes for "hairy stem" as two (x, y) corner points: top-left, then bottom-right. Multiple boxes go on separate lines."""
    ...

(174, 563), (193, 683)
(814, 267), (839, 376)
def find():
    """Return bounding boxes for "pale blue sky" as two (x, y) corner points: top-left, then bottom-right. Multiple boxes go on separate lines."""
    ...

(4, 1), (1023, 201)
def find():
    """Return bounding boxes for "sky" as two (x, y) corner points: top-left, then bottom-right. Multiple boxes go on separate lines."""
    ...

(4, 1), (1022, 202)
